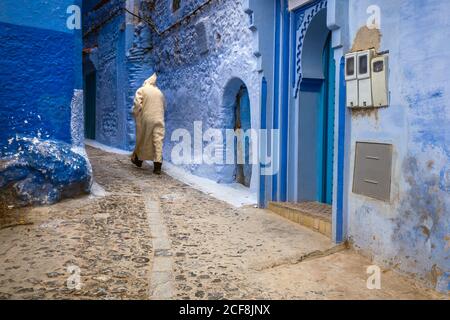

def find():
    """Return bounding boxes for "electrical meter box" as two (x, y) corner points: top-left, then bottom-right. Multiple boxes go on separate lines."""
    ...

(371, 55), (389, 107)
(345, 53), (358, 108)
(357, 50), (374, 107)
(353, 142), (393, 202)
(345, 49), (388, 109)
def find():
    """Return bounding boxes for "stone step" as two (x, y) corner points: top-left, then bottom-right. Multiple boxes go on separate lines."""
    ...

(268, 201), (332, 238)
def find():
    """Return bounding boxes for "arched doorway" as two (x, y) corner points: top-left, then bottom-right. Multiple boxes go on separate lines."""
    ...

(234, 85), (252, 187)
(223, 78), (252, 187)
(297, 9), (335, 205)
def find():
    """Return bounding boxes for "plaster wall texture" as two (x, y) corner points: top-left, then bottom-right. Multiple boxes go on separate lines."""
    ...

(250, 0), (449, 292)
(83, 0), (155, 151)
(140, 0), (261, 190)
(83, 0), (131, 150)
(346, 0), (450, 292)
(1, 0), (83, 148)
(151, 0), (211, 31)
(0, 0), (91, 206)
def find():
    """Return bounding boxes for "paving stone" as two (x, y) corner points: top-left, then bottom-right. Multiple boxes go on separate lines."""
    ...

(0, 146), (444, 300)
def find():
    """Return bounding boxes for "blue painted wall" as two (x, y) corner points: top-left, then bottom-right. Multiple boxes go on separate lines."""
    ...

(150, 0), (210, 31)
(140, 0), (261, 190)
(83, 0), (264, 192)
(0, 22), (75, 145)
(346, 0), (450, 293)
(0, 0), (91, 206)
(0, 0), (82, 148)
(253, 0), (449, 292)
(83, 0), (128, 149)
(249, 0), (276, 205)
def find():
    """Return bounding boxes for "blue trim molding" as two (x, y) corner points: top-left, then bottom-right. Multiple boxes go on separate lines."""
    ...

(271, 0), (282, 201)
(279, 0), (291, 201)
(335, 56), (346, 243)
(259, 77), (268, 208)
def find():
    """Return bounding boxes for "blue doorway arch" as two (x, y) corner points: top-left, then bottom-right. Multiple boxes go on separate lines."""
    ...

(222, 77), (252, 187)
(235, 85), (252, 187)
(269, 0), (346, 243)
(293, 5), (335, 205)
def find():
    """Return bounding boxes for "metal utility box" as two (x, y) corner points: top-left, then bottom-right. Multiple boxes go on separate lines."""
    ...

(357, 50), (374, 107)
(345, 53), (358, 107)
(353, 142), (393, 202)
(345, 50), (389, 109)
(371, 55), (389, 107)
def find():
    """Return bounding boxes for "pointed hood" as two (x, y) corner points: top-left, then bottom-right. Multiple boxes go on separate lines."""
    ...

(143, 73), (157, 87)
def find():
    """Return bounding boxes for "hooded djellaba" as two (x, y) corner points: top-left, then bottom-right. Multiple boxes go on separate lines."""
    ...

(131, 73), (166, 174)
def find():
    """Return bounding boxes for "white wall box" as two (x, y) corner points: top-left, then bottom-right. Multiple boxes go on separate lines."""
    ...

(371, 54), (389, 107)
(357, 49), (374, 108)
(345, 52), (358, 108)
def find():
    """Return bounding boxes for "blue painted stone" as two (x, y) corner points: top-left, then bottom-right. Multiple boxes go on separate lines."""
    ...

(0, 136), (92, 206)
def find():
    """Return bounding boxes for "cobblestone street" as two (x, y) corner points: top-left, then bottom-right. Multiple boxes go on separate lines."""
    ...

(0, 146), (445, 300)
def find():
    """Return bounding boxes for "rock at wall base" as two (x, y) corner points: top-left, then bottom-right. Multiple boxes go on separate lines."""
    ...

(0, 137), (92, 207)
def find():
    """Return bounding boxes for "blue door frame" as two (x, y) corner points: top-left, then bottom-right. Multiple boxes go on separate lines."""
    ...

(317, 34), (335, 205)
(237, 86), (252, 187)
(279, 0), (290, 202)
(335, 57), (346, 243)
(271, 0), (282, 201)
(266, 0), (346, 243)
(275, 0), (335, 203)
(272, 0), (290, 202)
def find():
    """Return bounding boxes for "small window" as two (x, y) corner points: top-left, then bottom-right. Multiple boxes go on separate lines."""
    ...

(346, 57), (355, 76)
(172, 0), (181, 12)
(359, 55), (368, 74)
(373, 60), (384, 73)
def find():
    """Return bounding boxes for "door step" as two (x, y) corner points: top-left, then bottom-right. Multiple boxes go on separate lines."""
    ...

(268, 202), (332, 238)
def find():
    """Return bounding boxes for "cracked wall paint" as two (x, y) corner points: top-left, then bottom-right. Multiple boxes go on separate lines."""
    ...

(347, 0), (449, 293)
(350, 26), (381, 53)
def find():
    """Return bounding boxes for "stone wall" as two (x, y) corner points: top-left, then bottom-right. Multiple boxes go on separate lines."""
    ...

(346, 0), (450, 293)
(140, 0), (261, 189)
(83, 0), (129, 149)
(83, 0), (262, 189)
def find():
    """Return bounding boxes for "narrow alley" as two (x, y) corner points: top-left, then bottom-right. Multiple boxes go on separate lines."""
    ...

(0, 146), (443, 300)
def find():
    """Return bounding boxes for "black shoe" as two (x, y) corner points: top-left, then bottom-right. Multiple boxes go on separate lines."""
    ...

(131, 154), (143, 168)
(153, 162), (162, 175)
